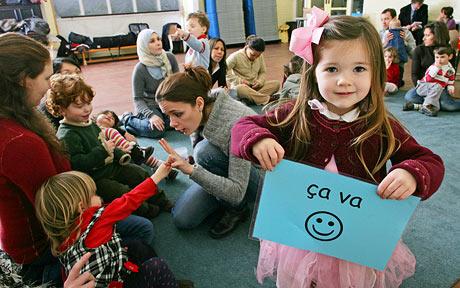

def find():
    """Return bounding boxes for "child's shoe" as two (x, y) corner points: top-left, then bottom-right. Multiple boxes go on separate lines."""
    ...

(402, 102), (421, 111)
(145, 204), (160, 218)
(420, 104), (438, 117)
(166, 169), (179, 181)
(131, 145), (154, 165)
(149, 190), (174, 212)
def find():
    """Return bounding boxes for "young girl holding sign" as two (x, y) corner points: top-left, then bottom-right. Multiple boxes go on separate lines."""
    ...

(231, 7), (444, 288)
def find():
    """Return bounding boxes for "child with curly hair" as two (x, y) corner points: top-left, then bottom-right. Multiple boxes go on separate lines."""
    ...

(46, 73), (168, 218)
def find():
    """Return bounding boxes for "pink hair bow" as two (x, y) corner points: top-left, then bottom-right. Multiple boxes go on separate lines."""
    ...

(289, 6), (329, 64)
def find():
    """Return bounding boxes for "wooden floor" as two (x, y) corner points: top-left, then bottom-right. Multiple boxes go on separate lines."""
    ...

(82, 42), (459, 114)
(84, 43), (291, 114)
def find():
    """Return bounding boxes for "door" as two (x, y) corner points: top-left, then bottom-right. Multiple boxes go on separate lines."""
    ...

(304, 0), (363, 16)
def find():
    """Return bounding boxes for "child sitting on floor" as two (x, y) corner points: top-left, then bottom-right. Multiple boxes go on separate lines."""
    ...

(35, 167), (194, 288)
(405, 46), (455, 117)
(47, 74), (171, 218)
(384, 47), (400, 94)
(279, 55), (303, 99)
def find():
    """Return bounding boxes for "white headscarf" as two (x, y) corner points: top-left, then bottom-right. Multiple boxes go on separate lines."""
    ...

(137, 29), (172, 79)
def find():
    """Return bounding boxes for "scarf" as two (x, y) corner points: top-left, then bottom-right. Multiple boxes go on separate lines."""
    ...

(136, 29), (172, 79)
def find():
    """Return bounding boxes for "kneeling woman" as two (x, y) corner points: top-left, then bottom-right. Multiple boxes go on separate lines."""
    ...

(156, 67), (262, 238)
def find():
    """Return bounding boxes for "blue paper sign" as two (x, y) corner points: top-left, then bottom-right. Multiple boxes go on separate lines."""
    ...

(252, 160), (420, 270)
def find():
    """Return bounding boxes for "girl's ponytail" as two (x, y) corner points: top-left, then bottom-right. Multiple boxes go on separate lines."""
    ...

(156, 66), (214, 105)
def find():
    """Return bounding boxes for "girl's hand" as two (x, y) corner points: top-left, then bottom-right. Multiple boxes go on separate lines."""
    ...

(150, 160), (172, 183)
(377, 168), (417, 200)
(252, 138), (285, 171)
(159, 138), (194, 175)
(124, 132), (136, 142)
(149, 115), (165, 131)
(64, 252), (95, 288)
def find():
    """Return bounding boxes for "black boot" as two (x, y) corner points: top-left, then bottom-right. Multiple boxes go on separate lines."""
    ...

(208, 207), (249, 239)
(131, 145), (154, 165)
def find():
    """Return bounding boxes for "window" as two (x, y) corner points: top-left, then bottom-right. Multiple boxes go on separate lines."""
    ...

(53, 0), (179, 18)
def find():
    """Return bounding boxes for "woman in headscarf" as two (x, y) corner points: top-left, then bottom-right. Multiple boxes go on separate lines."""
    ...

(122, 29), (179, 138)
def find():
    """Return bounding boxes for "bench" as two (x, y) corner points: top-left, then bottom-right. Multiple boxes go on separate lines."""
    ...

(77, 45), (138, 65)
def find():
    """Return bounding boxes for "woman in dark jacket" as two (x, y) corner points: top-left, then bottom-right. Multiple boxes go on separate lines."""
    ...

(208, 38), (227, 87)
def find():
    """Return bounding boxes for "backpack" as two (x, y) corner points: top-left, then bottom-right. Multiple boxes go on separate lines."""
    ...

(128, 23), (149, 36)
(56, 35), (80, 63)
(68, 32), (93, 47)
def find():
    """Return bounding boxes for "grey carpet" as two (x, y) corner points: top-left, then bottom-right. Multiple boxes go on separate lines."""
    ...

(137, 92), (459, 288)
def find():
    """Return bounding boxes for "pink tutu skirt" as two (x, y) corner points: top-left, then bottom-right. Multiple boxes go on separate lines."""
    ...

(256, 240), (416, 288)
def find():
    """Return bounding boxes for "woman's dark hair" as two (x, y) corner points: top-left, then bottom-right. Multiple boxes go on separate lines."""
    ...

(208, 38), (227, 71)
(52, 57), (81, 74)
(156, 66), (214, 105)
(245, 35), (265, 52)
(424, 21), (450, 47)
(441, 6), (454, 19)
(0, 33), (63, 153)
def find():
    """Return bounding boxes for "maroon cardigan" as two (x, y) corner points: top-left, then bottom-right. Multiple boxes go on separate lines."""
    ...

(0, 118), (70, 263)
(231, 103), (444, 200)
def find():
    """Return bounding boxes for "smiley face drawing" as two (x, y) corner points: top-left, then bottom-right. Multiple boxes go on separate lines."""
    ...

(304, 211), (343, 241)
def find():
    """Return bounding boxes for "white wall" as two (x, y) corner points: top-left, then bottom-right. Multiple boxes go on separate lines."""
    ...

(364, 0), (460, 29)
(56, 11), (183, 38)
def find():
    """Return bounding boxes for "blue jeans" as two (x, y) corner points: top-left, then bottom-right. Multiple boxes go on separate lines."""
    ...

(117, 215), (155, 245)
(21, 247), (62, 286)
(20, 216), (153, 286)
(405, 87), (460, 111)
(172, 139), (262, 229)
(123, 112), (170, 139)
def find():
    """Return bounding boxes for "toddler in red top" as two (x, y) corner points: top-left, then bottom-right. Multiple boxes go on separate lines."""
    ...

(231, 9), (444, 288)
(384, 47), (400, 94)
(35, 162), (187, 287)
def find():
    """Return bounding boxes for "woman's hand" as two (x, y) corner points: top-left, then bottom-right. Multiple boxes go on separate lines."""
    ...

(252, 138), (285, 171)
(124, 132), (137, 142)
(149, 115), (165, 131)
(150, 159), (172, 183)
(64, 252), (95, 288)
(377, 168), (417, 200)
(159, 138), (194, 175)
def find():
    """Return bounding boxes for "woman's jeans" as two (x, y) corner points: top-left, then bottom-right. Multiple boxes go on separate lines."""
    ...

(172, 139), (262, 229)
(405, 87), (460, 111)
(123, 112), (170, 138)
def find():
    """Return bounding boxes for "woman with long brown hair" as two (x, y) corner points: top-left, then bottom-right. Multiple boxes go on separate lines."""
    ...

(0, 33), (154, 286)
(0, 32), (69, 286)
(156, 66), (262, 239)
